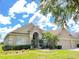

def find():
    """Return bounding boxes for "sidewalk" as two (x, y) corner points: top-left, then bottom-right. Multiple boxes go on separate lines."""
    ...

(70, 48), (79, 51)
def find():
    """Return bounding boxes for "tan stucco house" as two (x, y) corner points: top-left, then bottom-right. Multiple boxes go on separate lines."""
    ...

(3, 23), (79, 50)
(4, 23), (43, 50)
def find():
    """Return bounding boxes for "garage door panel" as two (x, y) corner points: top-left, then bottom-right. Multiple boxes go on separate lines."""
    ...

(58, 40), (71, 49)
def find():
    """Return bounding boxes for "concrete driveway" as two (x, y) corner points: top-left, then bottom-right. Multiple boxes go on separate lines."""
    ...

(70, 48), (79, 51)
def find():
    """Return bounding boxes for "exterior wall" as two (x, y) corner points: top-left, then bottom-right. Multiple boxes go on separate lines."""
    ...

(15, 35), (31, 45)
(4, 23), (43, 47)
(4, 35), (15, 46)
(4, 33), (31, 46)
(30, 28), (42, 41)
(57, 39), (78, 49)
(52, 29), (79, 49)
(58, 40), (72, 49)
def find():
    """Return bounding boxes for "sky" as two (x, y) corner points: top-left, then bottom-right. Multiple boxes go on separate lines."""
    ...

(0, 0), (79, 42)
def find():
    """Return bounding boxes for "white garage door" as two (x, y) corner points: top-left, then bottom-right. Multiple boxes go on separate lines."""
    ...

(62, 40), (71, 49)
(58, 40), (71, 49)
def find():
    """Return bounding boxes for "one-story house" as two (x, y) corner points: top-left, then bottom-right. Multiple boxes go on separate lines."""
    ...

(3, 23), (79, 50)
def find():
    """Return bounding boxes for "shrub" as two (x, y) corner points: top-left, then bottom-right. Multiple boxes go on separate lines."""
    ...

(48, 45), (53, 49)
(56, 45), (62, 49)
(39, 40), (44, 48)
(2, 45), (31, 50)
(2, 46), (13, 51)
(77, 44), (79, 48)
(13, 45), (31, 50)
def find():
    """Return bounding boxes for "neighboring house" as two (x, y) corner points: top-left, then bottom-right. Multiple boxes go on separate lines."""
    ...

(4, 23), (79, 50)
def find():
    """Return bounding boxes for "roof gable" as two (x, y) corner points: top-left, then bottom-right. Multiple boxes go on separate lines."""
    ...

(12, 23), (43, 33)
(50, 29), (76, 40)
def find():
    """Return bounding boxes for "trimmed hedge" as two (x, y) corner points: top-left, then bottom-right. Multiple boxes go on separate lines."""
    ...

(77, 44), (79, 48)
(56, 45), (62, 49)
(2, 45), (31, 50)
(2, 46), (13, 51)
(13, 45), (31, 50)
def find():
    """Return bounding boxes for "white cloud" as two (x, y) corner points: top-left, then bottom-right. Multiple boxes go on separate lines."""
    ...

(47, 13), (52, 19)
(9, 0), (27, 17)
(29, 10), (41, 23)
(0, 24), (21, 33)
(18, 19), (24, 23)
(0, 24), (21, 41)
(67, 14), (79, 32)
(24, 1), (37, 14)
(67, 17), (75, 26)
(0, 14), (11, 24)
(9, 0), (37, 18)
(22, 14), (29, 18)
(0, 27), (9, 33)
(29, 10), (57, 30)
(10, 24), (21, 32)
(72, 24), (79, 32)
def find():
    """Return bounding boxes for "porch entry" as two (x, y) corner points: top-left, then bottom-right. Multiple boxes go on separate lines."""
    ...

(32, 32), (39, 48)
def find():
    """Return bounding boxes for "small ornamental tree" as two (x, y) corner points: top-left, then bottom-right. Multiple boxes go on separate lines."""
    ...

(42, 32), (59, 49)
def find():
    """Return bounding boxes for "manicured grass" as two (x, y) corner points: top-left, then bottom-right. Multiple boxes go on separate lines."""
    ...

(0, 44), (4, 53)
(0, 44), (79, 59)
(0, 50), (79, 59)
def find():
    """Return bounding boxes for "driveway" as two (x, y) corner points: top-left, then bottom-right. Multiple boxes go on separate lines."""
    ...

(70, 48), (79, 51)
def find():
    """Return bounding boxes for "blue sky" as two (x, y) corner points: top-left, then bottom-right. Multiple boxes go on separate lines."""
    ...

(0, 0), (79, 41)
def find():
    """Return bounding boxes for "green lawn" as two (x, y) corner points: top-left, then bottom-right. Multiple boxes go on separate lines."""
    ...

(0, 50), (79, 59)
(0, 45), (79, 59)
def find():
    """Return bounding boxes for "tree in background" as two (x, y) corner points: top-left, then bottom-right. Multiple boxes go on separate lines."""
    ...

(42, 32), (59, 49)
(40, 0), (79, 29)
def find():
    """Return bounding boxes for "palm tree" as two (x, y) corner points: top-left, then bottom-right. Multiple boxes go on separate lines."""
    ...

(40, 0), (79, 30)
